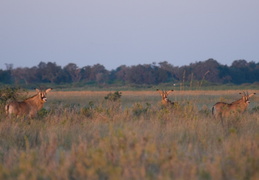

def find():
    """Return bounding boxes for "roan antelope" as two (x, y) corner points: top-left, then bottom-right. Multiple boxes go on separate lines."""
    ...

(5, 88), (52, 118)
(156, 89), (175, 106)
(212, 91), (256, 120)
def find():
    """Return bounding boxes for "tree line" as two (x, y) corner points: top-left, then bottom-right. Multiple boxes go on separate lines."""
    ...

(1, 59), (259, 86)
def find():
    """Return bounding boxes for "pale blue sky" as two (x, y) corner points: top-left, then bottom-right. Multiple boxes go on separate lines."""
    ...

(1, 0), (259, 70)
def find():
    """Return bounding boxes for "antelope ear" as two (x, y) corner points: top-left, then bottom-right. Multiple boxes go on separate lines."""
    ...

(248, 93), (256, 98)
(35, 88), (40, 93)
(156, 89), (163, 95)
(167, 89), (174, 94)
(45, 88), (53, 93)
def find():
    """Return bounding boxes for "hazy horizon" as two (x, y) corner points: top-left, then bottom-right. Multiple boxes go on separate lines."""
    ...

(1, 0), (259, 70)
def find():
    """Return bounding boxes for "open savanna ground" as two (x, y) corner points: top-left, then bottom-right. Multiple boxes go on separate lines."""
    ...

(1, 89), (259, 180)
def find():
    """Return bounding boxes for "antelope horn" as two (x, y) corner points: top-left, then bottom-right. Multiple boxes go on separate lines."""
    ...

(243, 91), (246, 96)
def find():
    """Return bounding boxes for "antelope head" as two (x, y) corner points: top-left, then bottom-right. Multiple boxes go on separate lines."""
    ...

(156, 89), (174, 105)
(240, 91), (256, 105)
(36, 88), (52, 103)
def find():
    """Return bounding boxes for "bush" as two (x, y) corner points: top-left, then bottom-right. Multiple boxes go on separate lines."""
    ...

(81, 101), (95, 118)
(131, 102), (151, 117)
(104, 91), (122, 102)
(0, 87), (28, 114)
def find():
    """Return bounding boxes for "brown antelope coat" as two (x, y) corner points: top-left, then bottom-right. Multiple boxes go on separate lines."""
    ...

(5, 88), (52, 118)
(212, 92), (255, 119)
(156, 89), (175, 106)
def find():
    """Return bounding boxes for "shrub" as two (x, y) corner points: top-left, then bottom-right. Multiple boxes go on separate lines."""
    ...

(104, 91), (122, 102)
(37, 108), (49, 119)
(131, 102), (151, 117)
(81, 101), (95, 118)
(0, 87), (28, 114)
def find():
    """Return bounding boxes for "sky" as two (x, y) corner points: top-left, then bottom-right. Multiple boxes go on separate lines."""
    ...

(1, 0), (259, 70)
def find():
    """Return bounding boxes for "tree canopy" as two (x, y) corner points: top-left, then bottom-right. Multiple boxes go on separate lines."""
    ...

(1, 59), (259, 86)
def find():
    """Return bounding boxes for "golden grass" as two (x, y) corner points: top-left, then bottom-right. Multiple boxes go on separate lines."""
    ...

(0, 90), (259, 179)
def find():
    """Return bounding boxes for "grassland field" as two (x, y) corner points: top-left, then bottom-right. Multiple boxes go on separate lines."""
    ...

(46, 89), (259, 108)
(0, 89), (259, 180)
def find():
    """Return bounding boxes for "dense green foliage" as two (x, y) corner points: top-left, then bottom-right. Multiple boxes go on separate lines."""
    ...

(1, 59), (259, 86)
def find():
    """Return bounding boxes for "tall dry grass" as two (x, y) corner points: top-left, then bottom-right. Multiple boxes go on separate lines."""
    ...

(0, 90), (259, 180)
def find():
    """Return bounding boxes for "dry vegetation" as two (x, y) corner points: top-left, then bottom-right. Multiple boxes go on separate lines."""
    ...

(1, 90), (259, 180)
